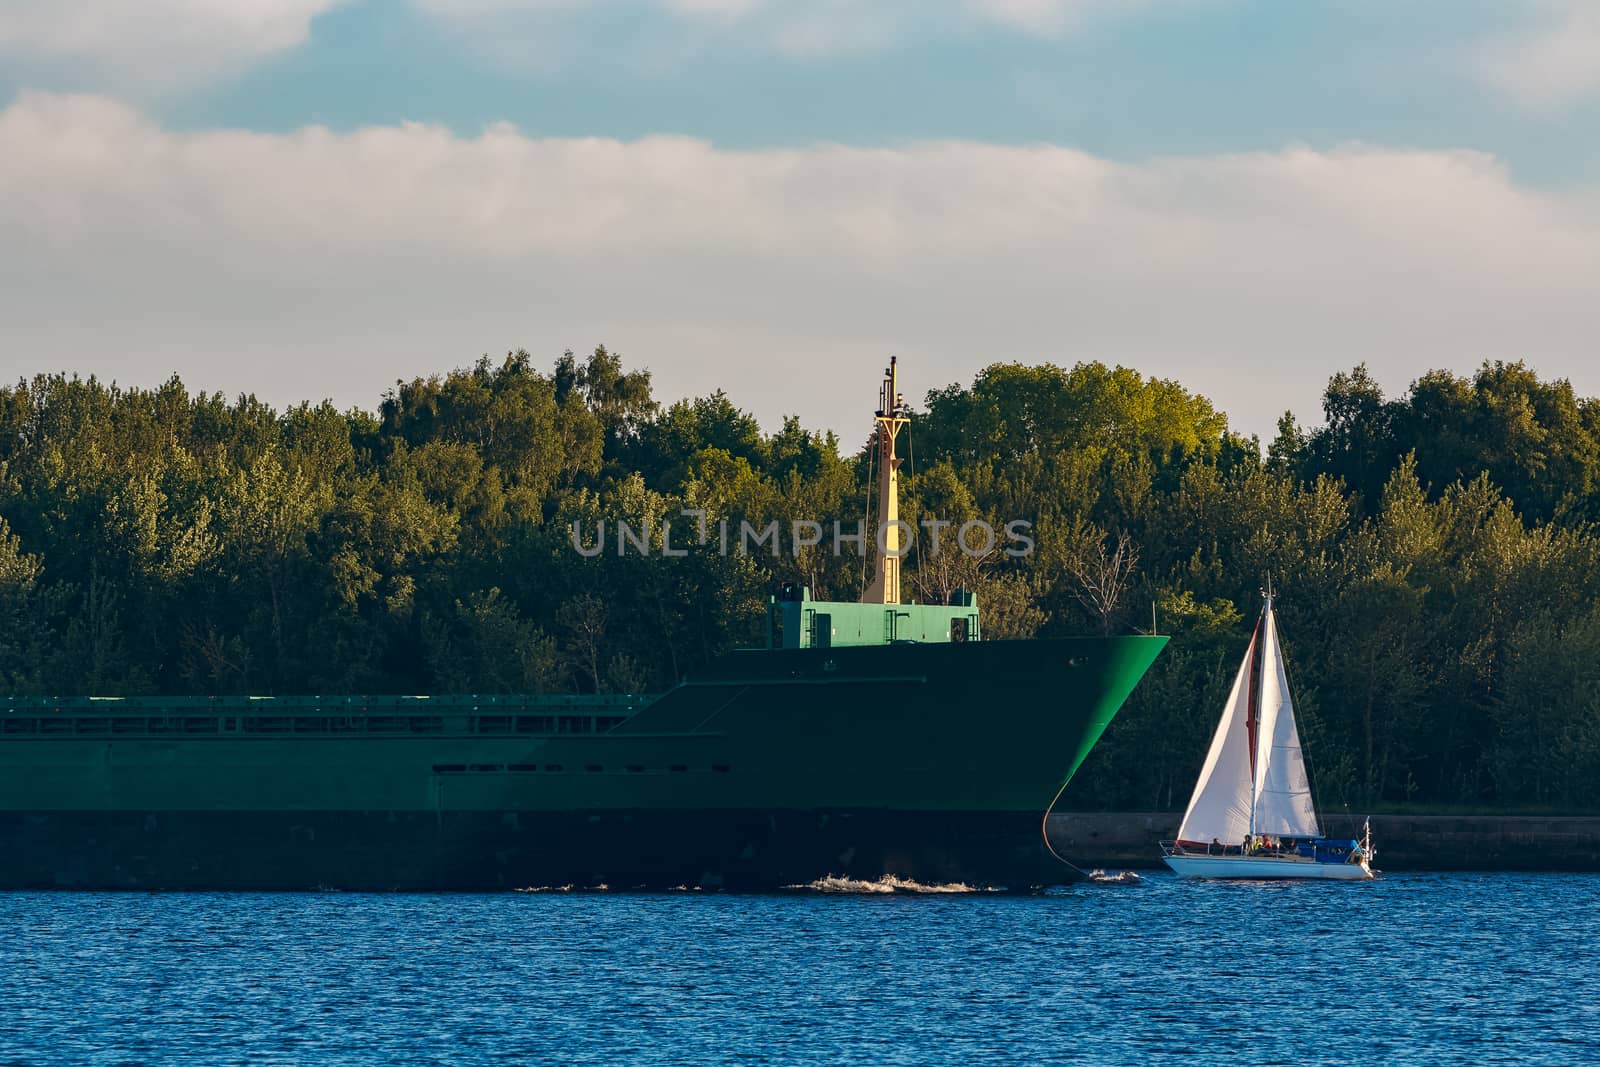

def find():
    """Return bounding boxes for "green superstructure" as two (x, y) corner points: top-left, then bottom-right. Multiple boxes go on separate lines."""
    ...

(771, 586), (979, 648)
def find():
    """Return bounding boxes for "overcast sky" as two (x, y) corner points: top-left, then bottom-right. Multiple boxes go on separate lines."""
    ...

(2, 0), (1598, 441)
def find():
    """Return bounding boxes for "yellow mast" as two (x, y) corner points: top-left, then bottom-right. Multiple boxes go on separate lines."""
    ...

(862, 357), (910, 605)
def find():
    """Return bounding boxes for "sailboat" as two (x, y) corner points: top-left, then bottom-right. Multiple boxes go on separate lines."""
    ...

(1161, 592), (1374, 880)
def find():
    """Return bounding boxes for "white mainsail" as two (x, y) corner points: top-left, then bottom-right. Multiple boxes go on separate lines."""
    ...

(1175, 625), (1259, 846)
(1251, 603), (1321, 839)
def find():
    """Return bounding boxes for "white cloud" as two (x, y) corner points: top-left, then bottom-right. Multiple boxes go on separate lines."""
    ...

(1475, 0), (1600, 112)
(968, 0), (1182, 36)
(667, 0), (761, 15)
(409, 0), (926, 69)
(410, 0), (757, 16)
(2, 92), (1598, 440)
(410, 0), (1186, 68)
(0, 0), (345, 95)
(970, 0), (1075, 35)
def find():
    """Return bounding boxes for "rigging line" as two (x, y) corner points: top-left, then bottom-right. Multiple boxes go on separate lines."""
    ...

(862, 424), (876, 594)
(1040, 777), (1090, 880)
(1271, 593), (1325, 834)
(905, 420), (916, 599)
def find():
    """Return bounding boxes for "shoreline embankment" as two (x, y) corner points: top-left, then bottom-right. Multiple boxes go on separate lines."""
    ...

(1047, 813), (1600, 871)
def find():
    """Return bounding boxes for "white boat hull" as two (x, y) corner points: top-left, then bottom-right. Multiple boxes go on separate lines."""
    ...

(1163, 853), (1373, 880)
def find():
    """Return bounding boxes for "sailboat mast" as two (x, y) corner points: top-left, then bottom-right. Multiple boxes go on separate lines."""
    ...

(1245, 598), (1266, 838)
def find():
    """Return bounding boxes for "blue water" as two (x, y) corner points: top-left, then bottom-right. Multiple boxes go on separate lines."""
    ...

(1, 873), (1596, 1065)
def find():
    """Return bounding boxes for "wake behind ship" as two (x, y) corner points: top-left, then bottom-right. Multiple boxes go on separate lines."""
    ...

(0, 361), (1165, 891)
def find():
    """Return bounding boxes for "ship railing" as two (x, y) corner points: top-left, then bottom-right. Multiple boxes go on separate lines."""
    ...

(1161, 840), (1250, 858)
(1164, 840), (1337, 859)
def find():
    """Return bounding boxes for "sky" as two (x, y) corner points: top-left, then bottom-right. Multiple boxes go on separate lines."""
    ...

(2, 0), (1598, 442)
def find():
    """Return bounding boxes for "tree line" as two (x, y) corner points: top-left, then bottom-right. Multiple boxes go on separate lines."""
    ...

(2, 349), (1598, 812)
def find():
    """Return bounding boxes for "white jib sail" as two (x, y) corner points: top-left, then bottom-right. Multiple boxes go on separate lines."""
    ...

(1175, 626), (1259, 846)
(1251, 604), (1321, 839)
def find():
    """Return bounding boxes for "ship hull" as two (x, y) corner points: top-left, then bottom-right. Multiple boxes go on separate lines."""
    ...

(0, 636), (1167, 891)
(0, 808), (1072, 891)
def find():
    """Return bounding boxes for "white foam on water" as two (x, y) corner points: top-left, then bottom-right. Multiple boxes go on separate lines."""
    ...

(515, 882), (620, 893)
(1085, 870), (1143, 885)
(786, 874), (996, 894)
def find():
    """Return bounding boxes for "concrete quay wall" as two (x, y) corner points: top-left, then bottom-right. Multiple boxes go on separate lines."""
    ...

(1046, 812), (1600, 871)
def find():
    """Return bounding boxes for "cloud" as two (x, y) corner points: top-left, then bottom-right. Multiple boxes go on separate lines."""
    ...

(410, 0), (756, 16)
(3, 91), (1599, 440)
(1475, 1), (1600, 112)
(409, 0), (1187, 68)
(968, 0), (1184, 37)
(0, 0), (345, 96)
(410, 0), (927, 68)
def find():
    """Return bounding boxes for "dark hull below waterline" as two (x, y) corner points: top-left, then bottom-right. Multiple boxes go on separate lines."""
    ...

(0, 810), (1077, 891)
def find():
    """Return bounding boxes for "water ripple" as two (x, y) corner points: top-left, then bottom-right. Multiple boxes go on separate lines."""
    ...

(0, 873), (1596, 1064)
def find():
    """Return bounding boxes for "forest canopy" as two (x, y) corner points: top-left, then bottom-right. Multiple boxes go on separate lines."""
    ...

(3, 349), (1600, 813)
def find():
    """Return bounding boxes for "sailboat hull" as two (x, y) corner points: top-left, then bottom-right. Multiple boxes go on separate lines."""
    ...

(1163, 853), (1373, 880)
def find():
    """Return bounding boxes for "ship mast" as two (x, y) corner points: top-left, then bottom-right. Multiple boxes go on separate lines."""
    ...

(862, 357), (910, 605)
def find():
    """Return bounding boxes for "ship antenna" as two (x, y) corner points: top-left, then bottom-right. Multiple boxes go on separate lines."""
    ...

(861, 357), (910, 606)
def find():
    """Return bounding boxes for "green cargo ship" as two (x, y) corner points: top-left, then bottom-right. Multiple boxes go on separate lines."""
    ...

(0, 362), (1165, 890)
